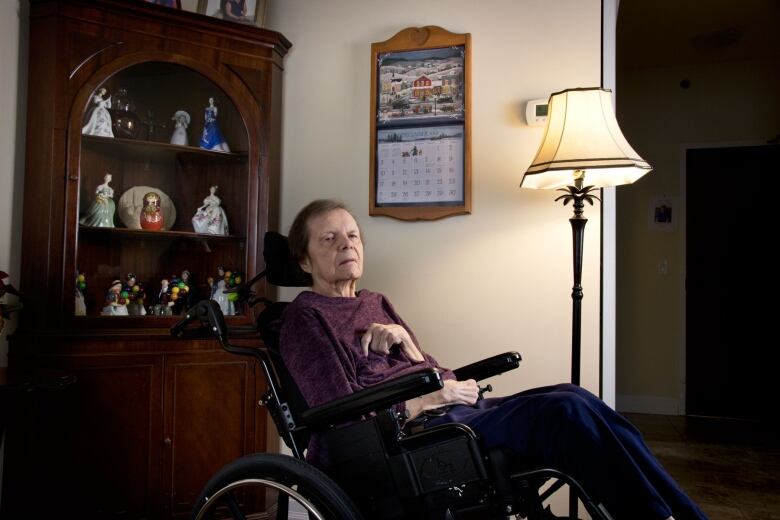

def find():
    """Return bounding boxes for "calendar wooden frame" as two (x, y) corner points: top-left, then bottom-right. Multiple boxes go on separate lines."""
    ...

(369, 26), (471, 221)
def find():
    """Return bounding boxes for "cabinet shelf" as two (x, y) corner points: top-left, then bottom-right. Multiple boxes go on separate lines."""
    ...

(82, 135), (247, 163)
(79, 225), (246, 241)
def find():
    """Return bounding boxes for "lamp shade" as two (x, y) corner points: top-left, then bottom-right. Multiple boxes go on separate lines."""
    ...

(521, 87), (651, 189)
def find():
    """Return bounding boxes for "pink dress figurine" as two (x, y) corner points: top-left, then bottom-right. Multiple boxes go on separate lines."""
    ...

(191, 186), (229, 235)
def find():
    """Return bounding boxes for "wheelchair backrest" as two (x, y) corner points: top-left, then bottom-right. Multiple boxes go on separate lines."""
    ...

(256, 232), (318, 455)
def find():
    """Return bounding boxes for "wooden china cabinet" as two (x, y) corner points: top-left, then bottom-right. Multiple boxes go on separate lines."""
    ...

(6, 1), (290, 517)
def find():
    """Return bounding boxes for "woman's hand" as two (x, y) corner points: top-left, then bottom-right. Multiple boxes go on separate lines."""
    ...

(404, 379), (479, 421)
(360, 323), (424, 362)
(434, 379), (479, 407)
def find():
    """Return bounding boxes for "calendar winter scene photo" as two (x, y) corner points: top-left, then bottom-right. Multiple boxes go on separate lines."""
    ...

(377, 46), (465, 126)
(376, 125), (464, 205)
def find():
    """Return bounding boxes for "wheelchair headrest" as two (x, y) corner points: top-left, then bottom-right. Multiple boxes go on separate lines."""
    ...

(263, 231), (313, 287)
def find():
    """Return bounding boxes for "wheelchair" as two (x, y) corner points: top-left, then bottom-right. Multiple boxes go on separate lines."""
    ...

(172, 232), (613, 520)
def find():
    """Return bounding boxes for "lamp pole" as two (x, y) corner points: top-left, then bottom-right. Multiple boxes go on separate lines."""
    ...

(555, 170), (599, 386)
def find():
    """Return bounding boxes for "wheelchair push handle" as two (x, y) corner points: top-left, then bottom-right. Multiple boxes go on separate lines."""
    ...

(170, 300), (228, 343)
(170, 299), (270, 365)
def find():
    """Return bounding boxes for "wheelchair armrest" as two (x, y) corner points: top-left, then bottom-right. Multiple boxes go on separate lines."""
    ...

(452, 351), (522, 382)
(300, 368), (444, 430)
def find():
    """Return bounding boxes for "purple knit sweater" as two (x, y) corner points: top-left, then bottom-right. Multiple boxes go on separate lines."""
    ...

(279, 289), (453, 466)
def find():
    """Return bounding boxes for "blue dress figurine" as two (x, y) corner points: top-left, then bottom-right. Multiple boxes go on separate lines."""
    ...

(199, 97), (230, 152)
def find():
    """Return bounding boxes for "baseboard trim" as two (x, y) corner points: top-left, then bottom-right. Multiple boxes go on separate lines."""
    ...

(616, 394), (681, 415)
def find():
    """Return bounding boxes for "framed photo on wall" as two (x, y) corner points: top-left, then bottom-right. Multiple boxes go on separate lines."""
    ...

(370, 26), (472, 221)
(197, 0), (269, 27)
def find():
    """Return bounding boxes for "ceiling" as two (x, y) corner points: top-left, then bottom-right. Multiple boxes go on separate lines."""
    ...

(617, 0), (780, 68)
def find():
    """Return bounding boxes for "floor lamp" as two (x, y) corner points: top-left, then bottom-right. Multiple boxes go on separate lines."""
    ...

(521, 87), (651, 386)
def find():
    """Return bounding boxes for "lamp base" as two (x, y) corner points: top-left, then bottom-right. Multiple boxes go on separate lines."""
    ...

(555, 173), (600, 387)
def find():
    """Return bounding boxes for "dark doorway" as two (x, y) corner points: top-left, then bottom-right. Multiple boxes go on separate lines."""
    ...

(686, 144), (778, 419)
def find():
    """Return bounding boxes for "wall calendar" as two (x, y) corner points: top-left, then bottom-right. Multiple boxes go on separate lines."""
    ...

(369, 26), (471, 221)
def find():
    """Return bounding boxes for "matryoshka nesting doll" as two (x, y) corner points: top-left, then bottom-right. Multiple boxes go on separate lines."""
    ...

(140, 191), (164, 230)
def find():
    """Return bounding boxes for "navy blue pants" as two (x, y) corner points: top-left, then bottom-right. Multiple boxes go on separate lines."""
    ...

(426, 383), (707, 520)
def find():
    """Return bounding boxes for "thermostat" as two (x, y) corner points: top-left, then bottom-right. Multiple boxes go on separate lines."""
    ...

(525, 98), (549, 126)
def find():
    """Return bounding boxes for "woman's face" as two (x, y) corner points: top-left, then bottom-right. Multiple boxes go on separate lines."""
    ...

(301, 209), (363, 287)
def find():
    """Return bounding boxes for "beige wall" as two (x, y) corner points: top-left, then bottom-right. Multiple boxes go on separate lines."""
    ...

(0, 0), (27, 365)
(616, 58), (780, 412)
(268, 0), (604, 395)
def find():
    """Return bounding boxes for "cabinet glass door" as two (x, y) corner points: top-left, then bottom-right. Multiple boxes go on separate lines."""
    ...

(77, 62), (249, 319)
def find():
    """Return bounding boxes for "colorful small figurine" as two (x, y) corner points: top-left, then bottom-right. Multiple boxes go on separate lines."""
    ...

(192, 185), (229, 235)
(75, 271), (87, 316)
(123, 273), (147, 316)
(210, 266), (235, 316)
(80, 173), (116, 228)
(199, 97), (230, 152)
(82, 87), (114, 137)
(170, 270), (194, 314)
(152, 278), (175, 316)
(140, 191), (164, 230)
(101, 279), (129, 316)
(170, 110), (190, 146)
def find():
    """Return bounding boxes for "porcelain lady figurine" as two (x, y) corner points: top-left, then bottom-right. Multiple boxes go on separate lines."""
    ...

(199, 98), (230, 152)
(210, 266), (235, 316)
(170, 110), (190, 146)
(101, 280), (129, 316)
(82, 87), (114, 137)
(191, 185), (229, 235)
(80, 173), (116, 227)
(140, 192), (164, 230)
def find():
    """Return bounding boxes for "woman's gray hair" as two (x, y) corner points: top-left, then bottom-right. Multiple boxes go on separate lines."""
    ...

(288, 199), (362, 263)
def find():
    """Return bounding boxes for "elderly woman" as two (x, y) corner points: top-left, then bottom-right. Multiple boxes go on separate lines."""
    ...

(280, 199), (707, 520)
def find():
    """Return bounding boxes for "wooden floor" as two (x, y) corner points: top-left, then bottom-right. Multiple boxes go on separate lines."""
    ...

(622, 413), (780, 520)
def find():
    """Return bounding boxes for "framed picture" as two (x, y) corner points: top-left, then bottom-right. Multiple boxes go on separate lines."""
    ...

(648, 196), (677, 232)
(144, 0), (181, 8)
(197, 0), (269, 27)
(370, 26), (471, 221)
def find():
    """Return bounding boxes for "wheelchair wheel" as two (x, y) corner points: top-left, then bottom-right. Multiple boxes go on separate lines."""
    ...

(191, 453), (363, 520)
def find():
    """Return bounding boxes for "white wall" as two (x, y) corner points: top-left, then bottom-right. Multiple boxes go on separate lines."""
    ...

(268, 0), (604, 395)
(0, 0), (27, 366)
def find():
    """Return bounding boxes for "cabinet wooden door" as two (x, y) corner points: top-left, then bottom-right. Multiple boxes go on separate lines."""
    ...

(4, 353), (164, 518)
(162, 351), (261, 517)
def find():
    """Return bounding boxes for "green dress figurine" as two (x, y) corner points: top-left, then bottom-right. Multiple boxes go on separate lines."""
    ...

(80, 173), (116, 227)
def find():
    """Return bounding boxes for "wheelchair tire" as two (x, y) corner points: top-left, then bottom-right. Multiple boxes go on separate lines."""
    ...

(191, 452), (363, 520)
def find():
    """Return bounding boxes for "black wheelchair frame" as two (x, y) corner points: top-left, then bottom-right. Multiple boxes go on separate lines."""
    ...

(171, 233), (613, 520)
